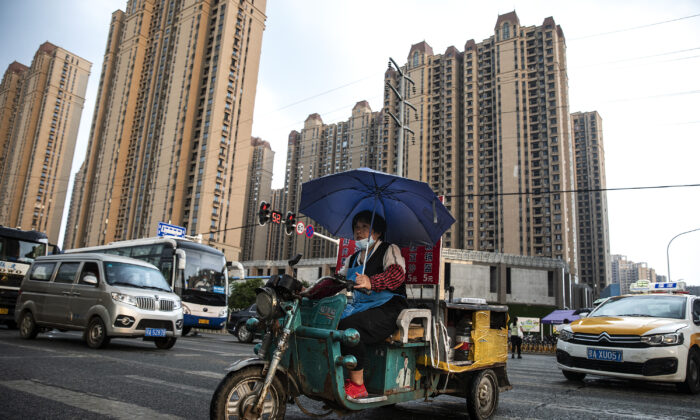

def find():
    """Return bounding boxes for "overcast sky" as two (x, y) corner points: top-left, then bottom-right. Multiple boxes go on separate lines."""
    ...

(1, 0), (699, 285)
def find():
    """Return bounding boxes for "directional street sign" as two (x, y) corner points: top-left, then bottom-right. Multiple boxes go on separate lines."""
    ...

(296, 221), (305, 235)
(157, 222), (186, 238)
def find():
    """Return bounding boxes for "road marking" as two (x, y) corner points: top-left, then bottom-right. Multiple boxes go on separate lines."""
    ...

(185, 370), (223, 379)
(0, 379), (184, 420)
(126, 375), (211, 394)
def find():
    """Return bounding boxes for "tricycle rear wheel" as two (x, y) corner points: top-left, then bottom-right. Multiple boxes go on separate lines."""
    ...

(466, 369), (499, 420)
(210, 365), (286, 420)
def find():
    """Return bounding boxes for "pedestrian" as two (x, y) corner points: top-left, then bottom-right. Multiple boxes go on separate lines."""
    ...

(510, 316), (523, 359)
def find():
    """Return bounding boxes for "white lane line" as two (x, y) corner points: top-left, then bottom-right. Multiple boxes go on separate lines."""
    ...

(126, 375), (210, 395)
(0, 339), (225, 379)
(0, 379), (184, 420)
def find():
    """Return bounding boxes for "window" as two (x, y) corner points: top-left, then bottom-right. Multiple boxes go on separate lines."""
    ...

(489, 266), (498, 293)
(503, 23), (510, 40)
(55, 262), (80, 284)
(413, 51), (420, 67)
(30, 263), (55, 281)
(547, 271), (554, 297)
(506, 268), (512, 294)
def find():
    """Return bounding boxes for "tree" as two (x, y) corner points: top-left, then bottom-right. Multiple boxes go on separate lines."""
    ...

(228, 278), (264, 311)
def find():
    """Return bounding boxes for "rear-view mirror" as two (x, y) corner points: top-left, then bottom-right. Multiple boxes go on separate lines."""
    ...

(83, 274), (98, 285)
(175, 249), (186, 270)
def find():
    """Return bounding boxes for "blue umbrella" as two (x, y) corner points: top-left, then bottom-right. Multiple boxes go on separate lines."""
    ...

(298, 168), (455, 247)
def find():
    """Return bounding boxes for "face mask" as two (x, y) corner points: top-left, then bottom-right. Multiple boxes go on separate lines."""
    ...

(355, 236), (375, 250)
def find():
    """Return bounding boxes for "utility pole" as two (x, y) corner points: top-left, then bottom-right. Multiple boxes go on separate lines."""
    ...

(386, 58), (416, 178)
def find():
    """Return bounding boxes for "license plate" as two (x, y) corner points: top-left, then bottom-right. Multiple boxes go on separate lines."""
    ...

(198, 319), (209, 324)
(145, 328), (166, 337)
(0, 308), (8, 315)
(587, 347), (623, 362)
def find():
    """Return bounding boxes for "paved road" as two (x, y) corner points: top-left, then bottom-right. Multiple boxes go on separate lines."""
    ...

(0, 327), (697, 419)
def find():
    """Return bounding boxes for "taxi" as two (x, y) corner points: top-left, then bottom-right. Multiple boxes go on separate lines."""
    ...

(556, 281), (700, 394)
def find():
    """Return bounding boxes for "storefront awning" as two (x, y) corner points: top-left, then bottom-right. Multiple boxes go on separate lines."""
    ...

(541, 309), (579, 325)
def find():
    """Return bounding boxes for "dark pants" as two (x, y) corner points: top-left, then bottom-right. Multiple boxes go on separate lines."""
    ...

(338, 295), (408, 371)
(511, 336), (522, 356)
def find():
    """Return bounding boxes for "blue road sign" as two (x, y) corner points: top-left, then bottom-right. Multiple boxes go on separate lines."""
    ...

(157, 222), (186, 238)
(305, 224), (314, 238)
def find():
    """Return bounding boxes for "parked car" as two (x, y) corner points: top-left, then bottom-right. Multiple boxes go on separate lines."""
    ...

(556, 285), (700, 394)
(227, 304), (260, 343)
(15, 253), (183, 349)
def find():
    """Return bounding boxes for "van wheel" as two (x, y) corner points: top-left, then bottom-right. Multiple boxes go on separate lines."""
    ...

(182, 326), (191, 336)
(85, 317), (110, 349)
(562, 370), (586, 381)
(466, 369), (499, 420)
(677, 349), (700, 394)
(19, 311), (39, 339)
(155, 337), (177, 349)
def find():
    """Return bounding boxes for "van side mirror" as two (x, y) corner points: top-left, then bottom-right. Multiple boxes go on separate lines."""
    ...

(82, 274), (98, 285)
(693, 313), (700, 325)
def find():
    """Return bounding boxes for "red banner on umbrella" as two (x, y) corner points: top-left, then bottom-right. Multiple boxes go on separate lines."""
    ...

(335, 239), (441, 285)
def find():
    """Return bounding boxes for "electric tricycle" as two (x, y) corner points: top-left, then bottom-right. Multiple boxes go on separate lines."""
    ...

(210, 255), (511, 420)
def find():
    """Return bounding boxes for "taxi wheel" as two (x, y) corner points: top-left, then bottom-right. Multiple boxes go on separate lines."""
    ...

(466, 369), (499, 420)
(678, 349), (700, 394)
(19, 311), (39, 339)
(562, 370), (586, 382)
(155, 337), (177, 350)
(85, 317), (111, 349)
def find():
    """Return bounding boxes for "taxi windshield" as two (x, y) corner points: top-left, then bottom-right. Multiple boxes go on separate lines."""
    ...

(588, 295), (686, 319)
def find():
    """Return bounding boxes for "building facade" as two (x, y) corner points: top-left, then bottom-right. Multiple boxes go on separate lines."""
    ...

(0, 43), (91, 244)
(65, 0), (267, 261)
(572, 111), (611, 297)
(610, 254), (659, 294)
(280, 102), (382, 260)
(240, 137), (273, 261)
(274, 12), (579, 278)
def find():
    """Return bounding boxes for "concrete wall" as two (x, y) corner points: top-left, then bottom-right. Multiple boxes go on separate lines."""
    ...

(450, 262), (497, 302)
(510, 268), (554, 305)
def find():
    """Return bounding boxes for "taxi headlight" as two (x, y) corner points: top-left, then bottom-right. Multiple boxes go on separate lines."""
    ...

(558, 329), (574, 342)
(641, 332), (683, 346)
(111, 292), (138, 307)
(255, 287), (279, 320)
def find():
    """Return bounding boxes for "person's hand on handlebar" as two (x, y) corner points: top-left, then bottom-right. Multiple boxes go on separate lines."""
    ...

(354, 273), (371, 290)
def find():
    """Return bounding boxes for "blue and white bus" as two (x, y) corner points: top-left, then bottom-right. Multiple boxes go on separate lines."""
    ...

(66, 237), (228, 335)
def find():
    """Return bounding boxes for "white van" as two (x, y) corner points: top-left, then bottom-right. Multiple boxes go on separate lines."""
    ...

(15, 253), (183, 349)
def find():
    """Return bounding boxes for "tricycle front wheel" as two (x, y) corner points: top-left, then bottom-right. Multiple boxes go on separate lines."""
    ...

(466, 369), (499, 420)
(210, 365), (286, 420)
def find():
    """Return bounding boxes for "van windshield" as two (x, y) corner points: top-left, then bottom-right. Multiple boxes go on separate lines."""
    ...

(105, 262), (171, 292)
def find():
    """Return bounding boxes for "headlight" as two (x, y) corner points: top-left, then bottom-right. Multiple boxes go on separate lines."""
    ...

(219, 308), (227, 318)
(182, 304), (190, 315)
(255, 287), (278, 320)
(558, 329), (574, 342)
(111, 292), (138, 307)
(173, 299), (182, 310)
(641, 332), (683, 346)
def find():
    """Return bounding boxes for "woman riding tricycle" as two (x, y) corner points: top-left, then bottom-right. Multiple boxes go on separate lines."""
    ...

(210, 169), (512, 419)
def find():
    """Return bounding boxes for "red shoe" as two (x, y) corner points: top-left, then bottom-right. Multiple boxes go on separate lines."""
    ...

(344, 379), (368, 399)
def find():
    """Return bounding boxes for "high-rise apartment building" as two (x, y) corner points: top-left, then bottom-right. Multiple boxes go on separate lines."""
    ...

(572, 111), (610, 296)
(0, 43), (91, 244)
(610, 254), (659, 294)
(382, 12), (578, 276)
(66, 0), (267, 261)
(282, 102), (381, 259)
(241, 137), (273, 261)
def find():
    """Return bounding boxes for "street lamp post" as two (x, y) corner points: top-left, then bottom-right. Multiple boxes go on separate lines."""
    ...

(666, 227), (700, 282)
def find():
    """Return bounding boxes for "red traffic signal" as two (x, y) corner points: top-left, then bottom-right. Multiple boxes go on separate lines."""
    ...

(258, 201), (271, 225)
(285, 211), (296, 235)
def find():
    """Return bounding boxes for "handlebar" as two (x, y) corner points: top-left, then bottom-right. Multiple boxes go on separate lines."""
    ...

(333, 273), (371, 295)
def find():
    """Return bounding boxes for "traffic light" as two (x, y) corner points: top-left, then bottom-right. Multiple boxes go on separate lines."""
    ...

(285, 211), (296, 235)
(258, 201), (271, 225)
